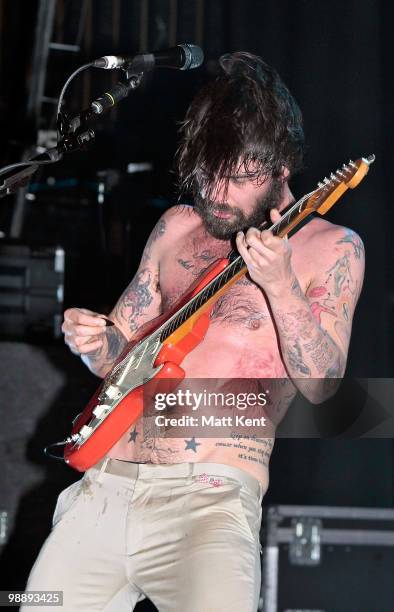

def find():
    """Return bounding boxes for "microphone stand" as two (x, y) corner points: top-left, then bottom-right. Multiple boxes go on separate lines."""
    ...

(0, 68), (145, 200)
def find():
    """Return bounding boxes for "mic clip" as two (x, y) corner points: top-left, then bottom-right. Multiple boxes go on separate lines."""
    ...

(56, 111), (70, 137)
(121, 56), (153, 84)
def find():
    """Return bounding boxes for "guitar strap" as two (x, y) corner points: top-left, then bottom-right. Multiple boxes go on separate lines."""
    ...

(286, 210), (318, 238)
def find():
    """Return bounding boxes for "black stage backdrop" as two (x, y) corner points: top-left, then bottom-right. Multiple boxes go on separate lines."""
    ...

(0, 0), (393, 607)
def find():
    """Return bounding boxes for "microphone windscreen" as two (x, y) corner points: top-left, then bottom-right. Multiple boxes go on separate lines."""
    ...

(180, 44), (204, 70)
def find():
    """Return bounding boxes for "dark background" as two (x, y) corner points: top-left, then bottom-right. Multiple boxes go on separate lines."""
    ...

(0, 1), (393, 610)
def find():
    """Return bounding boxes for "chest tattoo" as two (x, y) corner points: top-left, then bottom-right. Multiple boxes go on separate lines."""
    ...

(165, 234), (273, 330)
(177, 248), (219, 277)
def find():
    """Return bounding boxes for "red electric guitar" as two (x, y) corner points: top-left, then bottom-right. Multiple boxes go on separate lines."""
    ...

(62, 155), (374, 471)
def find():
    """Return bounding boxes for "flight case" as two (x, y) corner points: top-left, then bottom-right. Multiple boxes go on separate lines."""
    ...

(259, 505), (394, 612)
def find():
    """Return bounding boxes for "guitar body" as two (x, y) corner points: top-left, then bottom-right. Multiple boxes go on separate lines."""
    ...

(63, 155), (375, 472)
(64, 258), (230, 471)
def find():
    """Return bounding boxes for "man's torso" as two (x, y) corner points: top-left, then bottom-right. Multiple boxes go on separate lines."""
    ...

(107, 206), (331, 487)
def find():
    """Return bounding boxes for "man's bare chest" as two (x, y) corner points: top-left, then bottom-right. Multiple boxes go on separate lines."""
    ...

(158, 223), (313, 338)
(159, 232), (274, 334)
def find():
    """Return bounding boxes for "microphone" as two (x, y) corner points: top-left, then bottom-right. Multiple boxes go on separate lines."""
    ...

(93, 44), (204, 71)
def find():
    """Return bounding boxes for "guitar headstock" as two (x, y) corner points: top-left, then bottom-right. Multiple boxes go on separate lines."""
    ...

(305, 155), (375, 215)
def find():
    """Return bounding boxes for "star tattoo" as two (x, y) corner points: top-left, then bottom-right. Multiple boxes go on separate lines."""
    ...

(128, 427), (139, 443)
(184, 437), (201, 452)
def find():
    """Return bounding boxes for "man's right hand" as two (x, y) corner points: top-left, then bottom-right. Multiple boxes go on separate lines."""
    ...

(62, 308), (108, 356)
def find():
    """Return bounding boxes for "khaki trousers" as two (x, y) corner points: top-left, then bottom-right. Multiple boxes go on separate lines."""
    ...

(23, 460), (264, 611)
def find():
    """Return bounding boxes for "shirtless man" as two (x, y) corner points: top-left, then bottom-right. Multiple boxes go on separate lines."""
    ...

(23, 52), (364, 612)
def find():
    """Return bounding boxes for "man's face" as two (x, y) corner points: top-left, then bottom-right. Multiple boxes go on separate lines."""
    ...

(194, 170), (283, 240)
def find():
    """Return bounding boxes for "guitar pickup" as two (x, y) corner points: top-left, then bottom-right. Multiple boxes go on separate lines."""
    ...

(105, 385), (121, 399)
(92, 404), (111, 418)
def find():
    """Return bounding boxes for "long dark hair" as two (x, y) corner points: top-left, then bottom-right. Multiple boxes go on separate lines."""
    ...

(176, 52), (304, 202)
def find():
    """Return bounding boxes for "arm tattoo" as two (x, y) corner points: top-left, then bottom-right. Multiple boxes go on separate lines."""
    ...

(303, 331), (336, 374)
(113, 218), (164, 330)
(114, 268), (159, 332)
(323, 357), (342, 394)
(287, 338), (311, 376)
(151, 218), (166, 240)
(106, 326), (128, 360)
(291, 275), (307, 300)
(276, 308), (316, 341)
(336, 228), (364, 259)
(83, 325), (128, 375)
(142, 218), (166, 264)
(274, 303), (343, 392)
(326, 251), (353, 297)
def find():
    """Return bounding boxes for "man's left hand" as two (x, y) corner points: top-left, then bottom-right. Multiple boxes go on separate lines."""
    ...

(235, 208), (293, 297)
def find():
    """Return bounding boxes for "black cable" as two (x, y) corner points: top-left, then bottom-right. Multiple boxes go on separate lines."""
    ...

(44, 436), (78, 462)
(56, 62), (94, 137)
(0, 63), (94, 178)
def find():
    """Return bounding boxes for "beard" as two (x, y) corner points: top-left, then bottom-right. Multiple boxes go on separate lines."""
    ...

(193, 177), (283, 240)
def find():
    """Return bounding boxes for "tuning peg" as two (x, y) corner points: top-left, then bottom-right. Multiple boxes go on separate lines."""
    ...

(330, 173), (340, 183)
(364, 154), (376, 165)
(318, 181), (324, 188)
(349, 160), (357, 169)
(337, 170), (346, 178)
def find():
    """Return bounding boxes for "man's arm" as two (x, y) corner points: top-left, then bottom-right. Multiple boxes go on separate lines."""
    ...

(62, 215), (167, 378)
(236, 214), (365, 403)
